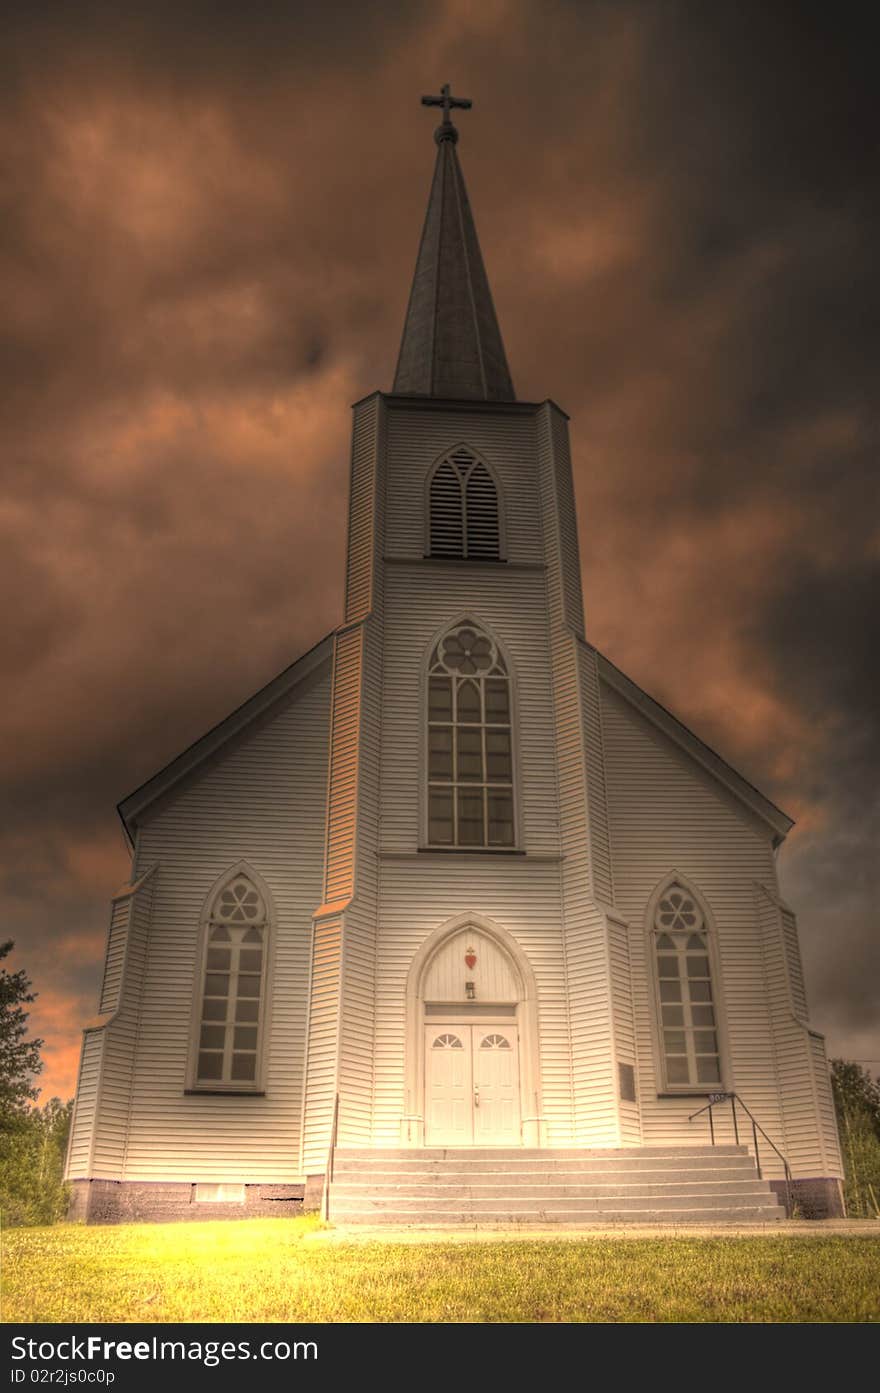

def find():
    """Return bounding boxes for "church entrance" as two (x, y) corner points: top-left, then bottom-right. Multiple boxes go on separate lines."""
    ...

(425, 1022), (520, 1146)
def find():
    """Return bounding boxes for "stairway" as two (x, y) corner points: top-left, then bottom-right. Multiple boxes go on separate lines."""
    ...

(328, 1146), (786, 1225)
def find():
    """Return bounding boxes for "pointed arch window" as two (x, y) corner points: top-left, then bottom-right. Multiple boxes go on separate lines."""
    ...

(427, 621), (514, 848)
(429, 447), (501, 560)
(193, 873), (268, 1089)
(652, 883), (722, 1089)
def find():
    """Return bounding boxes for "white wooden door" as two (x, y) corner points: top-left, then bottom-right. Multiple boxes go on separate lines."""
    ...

(424, 1024), (520, 1145)
(473, 1029), (520, 1145)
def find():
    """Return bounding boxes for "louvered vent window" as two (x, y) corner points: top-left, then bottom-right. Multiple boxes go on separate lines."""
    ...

(194, 873), (268, 1089)
(429, 447), (501, 560)
(653, 885), (722, 1090)
(427, 620), (514, 849)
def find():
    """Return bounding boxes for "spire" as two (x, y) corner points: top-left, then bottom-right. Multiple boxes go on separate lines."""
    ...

(393, 85), (515, 402)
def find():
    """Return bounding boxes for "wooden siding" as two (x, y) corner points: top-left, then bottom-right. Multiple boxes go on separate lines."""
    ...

(302, 910), (343, 1174)
(384, 406), (543, 565)
(323, 628), (363, 905)
(756, 883), (843, 1178)
(66, 873), (156, 1180)
(535, 401), (618, 1145)
(608, 913), (641, 1145)
(578, 641), (614, 906)
(90, 874), (154, 1177)
(424, 928), (519, 1002)
(119, 667), (330, 1182)
(781, 904), (809, 1021)
(309, 398), (385, 1160)
(99, 894), (131, 1014)
(810, 1030), (843, 1177)
(345, 395), (383, 623)
(336, 613), (384, 1148)
(66, 1030), (103, 1179)
(601, 681), (793, 1162)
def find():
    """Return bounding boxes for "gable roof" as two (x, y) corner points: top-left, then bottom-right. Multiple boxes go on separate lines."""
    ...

(117, 632), (333, 843)
(591, 642), (794, 845)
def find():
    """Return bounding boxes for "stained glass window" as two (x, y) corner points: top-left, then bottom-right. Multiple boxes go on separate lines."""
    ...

(654, 885), (721, 1088)
(427, 622), (514, 848)
(196, 874), (267, 1088)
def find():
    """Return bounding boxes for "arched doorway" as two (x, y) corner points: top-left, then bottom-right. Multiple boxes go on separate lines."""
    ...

(404, 913), (543, 1147)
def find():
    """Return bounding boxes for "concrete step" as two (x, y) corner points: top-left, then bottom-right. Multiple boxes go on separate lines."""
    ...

(330, 1189), (781, 1214)
(330, 1153), (757, 1175)
(330, 1179), (774, 1200)
(333, 1146), (749, 1161)
(333, 1206), (785, 1226)
(327, 1145), (783, 1227)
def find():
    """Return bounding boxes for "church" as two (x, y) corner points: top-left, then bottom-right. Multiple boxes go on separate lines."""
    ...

(66, 88), (844, 1223)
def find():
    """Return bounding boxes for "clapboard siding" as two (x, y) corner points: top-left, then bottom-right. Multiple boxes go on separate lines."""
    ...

(99, 894), (131, 1014)
(782, 905), (809, 1021)
(345, 395), (383, 623)
(337, 612), (384, 1147)
(810, 1031), (843, 1176)
(120, 667), (330, 1182)
(756, 883), (843, 1178)
(538, 403), (585, 637)
(535, 399), (618, 1144)
(66, 1031), (103, 1178)
(323, 628), (363, 905)
(384, 405), (542, 565)
(302, 912), (342, 1173)
(602, 681), (793, 1164)
(91, 873), (155, 1176)
(608, 914), (641, 1145)
(66, 871), (156, 1180)
(578, 642), (614, 906)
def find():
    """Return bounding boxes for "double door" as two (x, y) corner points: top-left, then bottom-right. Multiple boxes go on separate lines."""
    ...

(425, 1022), (520, 1145)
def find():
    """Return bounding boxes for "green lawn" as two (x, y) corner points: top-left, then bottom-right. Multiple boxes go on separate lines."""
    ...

(2, 1218), (878, 1323)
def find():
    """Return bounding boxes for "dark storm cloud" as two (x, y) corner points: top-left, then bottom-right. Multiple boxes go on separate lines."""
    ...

(2, 0), (876, 1095)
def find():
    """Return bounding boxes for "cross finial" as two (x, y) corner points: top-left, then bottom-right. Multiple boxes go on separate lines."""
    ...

(421, 83), (472, 144)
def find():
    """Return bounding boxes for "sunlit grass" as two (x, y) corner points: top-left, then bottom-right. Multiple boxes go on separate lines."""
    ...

(2, 1219), (878, 1322)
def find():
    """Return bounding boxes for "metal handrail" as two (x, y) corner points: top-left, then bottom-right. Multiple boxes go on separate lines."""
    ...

(689, 1091), (793, 1215)
(321, 1093), (340, 1222)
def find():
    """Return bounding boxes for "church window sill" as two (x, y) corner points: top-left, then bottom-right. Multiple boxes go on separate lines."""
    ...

(656, 1091), (726, 1099)
(184, 1089), (266, 1098)
(418, 846), (526, 856)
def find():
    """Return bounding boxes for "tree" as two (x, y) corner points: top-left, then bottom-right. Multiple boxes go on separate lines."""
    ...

(0, 1096), (73, 1227)
(831, 1059), (880, 1219)
(0, 940), (44, 1128)
(0, 941), (73, 1226)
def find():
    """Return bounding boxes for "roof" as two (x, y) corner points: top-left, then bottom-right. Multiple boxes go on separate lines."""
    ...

(117, 632), (333, 842)
(392, 119), (514, 402)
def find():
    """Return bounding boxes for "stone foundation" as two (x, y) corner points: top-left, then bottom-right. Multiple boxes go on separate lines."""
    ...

(769, 1176), (846, 1219)
(67, 1179), (305, 1225)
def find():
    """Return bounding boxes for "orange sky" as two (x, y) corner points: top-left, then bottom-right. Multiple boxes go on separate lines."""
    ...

(3, 1), (878, 1101)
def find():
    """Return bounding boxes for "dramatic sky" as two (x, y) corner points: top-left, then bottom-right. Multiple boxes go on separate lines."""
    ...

(3, 1), (877, 1102)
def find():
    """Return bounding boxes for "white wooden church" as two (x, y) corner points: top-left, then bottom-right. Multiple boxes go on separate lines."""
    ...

(67, 89), (844, 1223)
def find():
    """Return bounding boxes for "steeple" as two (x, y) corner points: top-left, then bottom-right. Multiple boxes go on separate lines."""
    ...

(393, 85), (515, 402)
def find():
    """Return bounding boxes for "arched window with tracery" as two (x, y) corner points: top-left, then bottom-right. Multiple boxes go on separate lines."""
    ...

(428, 446), (501, 560)
(427, 620), (514, 849)
(193, 872), (268, 1089)
(652, 882), (722, 1090)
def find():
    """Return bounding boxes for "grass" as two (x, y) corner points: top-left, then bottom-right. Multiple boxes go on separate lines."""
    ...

(2, 1218), (879, 1323)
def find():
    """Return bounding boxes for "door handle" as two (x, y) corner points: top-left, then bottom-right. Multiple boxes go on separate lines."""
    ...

(474, 1087), (480, 1108)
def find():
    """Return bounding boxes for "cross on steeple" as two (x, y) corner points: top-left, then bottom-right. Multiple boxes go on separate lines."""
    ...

(421, 83), (472, 144)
